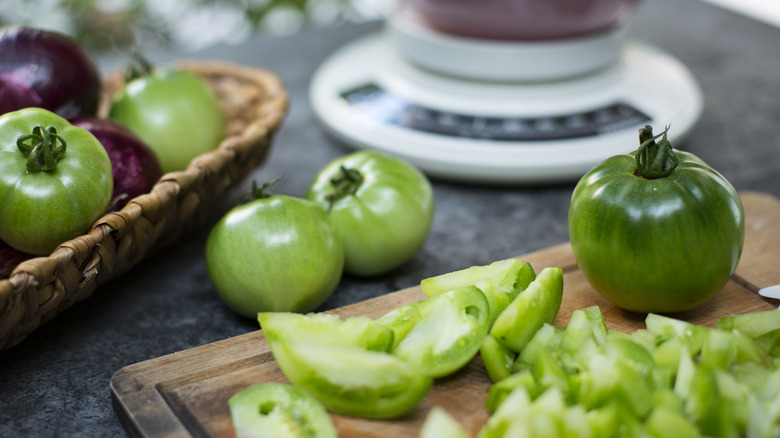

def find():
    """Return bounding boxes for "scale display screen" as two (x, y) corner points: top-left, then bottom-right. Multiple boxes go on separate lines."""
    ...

(341, 83), (651, 142)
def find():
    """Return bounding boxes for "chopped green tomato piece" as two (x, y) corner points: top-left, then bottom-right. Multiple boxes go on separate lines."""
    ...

(585, 401), (623, 438)
(699, 327), (767, 369)
(393, 286), (490, 378)
(269, 341), (432, 419)
(646, 406), (701, 438)
(534, 348), (570, 396)
(515, 323), (564, 373)
(674, 354), (727, 436)
(485, 369), (539, 413)
(228, 382), (337, 438)
(571, 356), (653, 418)
(602, 331), (656, 380)
(258, 312), (394, 352)
(375, 299), (430, 351)
(561, 305), (608, 354)
(478, 386), (533, 438)
(561, 405), (594, 438)
(480, 334), (516, 383)
(718, 309), (780, 356)
(716, 308), (780, 338)
(646, 313), (708, 355)
(421, 258), (536, 327)
(419, 407), (469, 438)
(490, 267), (564, 353)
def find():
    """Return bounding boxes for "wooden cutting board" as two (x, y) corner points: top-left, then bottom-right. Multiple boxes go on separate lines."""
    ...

(111, 191), (779, 438)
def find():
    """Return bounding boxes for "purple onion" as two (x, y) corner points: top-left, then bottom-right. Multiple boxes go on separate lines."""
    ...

(0, 26), (101, 118)
(71, 117), (162, 210)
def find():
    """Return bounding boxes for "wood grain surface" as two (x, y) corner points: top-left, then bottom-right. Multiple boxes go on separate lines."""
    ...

(110, 191), (779, 438)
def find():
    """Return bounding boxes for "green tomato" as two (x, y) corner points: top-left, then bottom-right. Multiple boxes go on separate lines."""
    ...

(205, 185), (344, 317)
(568, 125), (745, 313)
(109, 65), (225, 174)
(228, 383), (337, 438)
(0, 108), (113, 255)
(305, 151), (434, 277)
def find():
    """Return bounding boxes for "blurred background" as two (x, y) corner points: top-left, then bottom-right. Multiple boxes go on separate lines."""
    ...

(0, 0), (395, 54)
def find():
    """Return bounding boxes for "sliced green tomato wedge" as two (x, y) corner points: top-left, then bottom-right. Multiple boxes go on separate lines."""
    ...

(258, 312), (394, 352)
(392, 285), (490, 378)
(269, 340), (432, 419)
(646, 313), (709, 355)
(480, 334), (516, 383)
(228, 382), (337, 438)
(419, 407), (469, 438)
(375, 299), (430, 351)
(490, 267), (564, 353)
(421, 258), (536, 327)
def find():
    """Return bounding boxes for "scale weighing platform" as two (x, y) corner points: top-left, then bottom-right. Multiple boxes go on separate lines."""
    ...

(309, 12), (703, 184)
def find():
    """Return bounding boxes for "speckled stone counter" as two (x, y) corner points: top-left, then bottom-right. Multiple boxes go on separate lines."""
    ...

(2, 0), (779, 436)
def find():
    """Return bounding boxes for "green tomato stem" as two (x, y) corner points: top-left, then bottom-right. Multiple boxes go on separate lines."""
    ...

(635, 125), (678, 179)
(240, 177), (282, 204)
(16, 125), (67, 172)
(325, 166), (363, 213)
(124, 50), (154, 82)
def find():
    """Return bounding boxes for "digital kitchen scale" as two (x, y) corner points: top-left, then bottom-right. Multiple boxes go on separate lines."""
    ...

(309, 9), (703, 184)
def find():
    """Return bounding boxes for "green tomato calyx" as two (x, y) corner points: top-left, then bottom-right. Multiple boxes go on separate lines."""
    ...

(124, 50), (154, 82)
(635, 125), (679, 179)
(241, 177), (282, 203)
(16, 125), (67, 173)
(325, 166), (363, 213)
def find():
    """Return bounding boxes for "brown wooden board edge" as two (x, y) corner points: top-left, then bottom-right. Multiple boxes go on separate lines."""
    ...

(109, 191), (780, 437)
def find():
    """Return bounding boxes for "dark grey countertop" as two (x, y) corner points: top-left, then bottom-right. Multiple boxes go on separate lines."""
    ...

(2, 0), (779, 436)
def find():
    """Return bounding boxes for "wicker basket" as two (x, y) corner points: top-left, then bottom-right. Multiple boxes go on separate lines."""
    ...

(0, 61), (289, 350)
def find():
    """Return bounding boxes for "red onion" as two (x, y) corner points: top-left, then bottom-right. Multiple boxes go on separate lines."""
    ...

(71, 117), (162, 210)
(0, 26), (101, 118)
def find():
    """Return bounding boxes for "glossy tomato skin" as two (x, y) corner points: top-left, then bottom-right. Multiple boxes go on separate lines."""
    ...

(568, 151), (744, 313)
(205, 195), (344, 317)
(108, 68), (225, 174)
(305, 151), (434, 277)
(0, 108), (113, 255)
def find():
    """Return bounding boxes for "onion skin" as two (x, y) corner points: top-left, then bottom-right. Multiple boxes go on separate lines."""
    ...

(71, 117), (162, 210)
(0, 26), (101, 118)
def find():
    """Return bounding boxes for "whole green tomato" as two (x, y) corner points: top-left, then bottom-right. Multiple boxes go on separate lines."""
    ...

(108, 56), (225, 174)
(568, 126), (744, 313)
(305, 151), (434, 277)
(205, 182), (344, 317)
(0, 108), (113, 255)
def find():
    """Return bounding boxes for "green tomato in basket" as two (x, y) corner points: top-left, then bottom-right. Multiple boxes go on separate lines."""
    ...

(568, 125), (745, 313)
(305, 151), (434, 277)
(205, 181), (344, 317)
(108, 55), (225, 174)
(0, 108), (113, 255)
